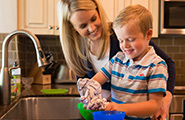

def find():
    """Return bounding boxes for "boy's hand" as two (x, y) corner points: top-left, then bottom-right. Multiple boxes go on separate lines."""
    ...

(88, 97), (108, 110)
(77, 78), (108, 110)
(105, 102), (119, 111)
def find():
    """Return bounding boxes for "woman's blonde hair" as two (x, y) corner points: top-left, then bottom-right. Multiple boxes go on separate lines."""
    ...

(57, 0), (110, 77)
(113, 4), (153, 36)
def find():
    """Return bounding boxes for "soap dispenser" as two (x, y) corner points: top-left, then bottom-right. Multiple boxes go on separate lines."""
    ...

(10, 61), (21, 97)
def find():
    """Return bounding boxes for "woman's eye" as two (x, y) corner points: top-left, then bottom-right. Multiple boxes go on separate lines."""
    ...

(91, 15), (97, 22)
(79, 24), (87, 29)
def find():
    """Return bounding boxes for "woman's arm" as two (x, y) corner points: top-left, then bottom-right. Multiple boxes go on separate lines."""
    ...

(152, 91), (172, 119)
(105, 92), (164, 116)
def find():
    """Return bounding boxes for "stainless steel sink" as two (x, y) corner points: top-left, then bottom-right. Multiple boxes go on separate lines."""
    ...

(1, 97), (83, 120)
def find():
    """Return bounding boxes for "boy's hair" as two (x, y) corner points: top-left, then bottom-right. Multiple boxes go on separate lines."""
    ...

(113, 4), (153, 36)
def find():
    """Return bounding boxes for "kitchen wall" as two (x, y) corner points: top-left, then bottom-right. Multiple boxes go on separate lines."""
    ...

(0, 34), (65, 76)
(0, 33), (19, 67)
(0, 33), (185, 86)
(152, 35), (185, 86)
(18, 35), (66, 76)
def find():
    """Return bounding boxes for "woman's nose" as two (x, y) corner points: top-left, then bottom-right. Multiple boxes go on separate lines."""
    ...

(88, 23), (96, 32)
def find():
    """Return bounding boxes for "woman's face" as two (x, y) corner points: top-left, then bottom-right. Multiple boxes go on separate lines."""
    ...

(70, 9), (102, 41)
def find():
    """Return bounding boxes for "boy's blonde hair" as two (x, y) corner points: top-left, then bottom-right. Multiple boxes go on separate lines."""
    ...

(57, 0), (110, 77)
(113, 4), (153, 36)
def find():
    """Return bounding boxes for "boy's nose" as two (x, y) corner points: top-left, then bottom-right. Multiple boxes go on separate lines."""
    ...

(123, 41), (130, 48)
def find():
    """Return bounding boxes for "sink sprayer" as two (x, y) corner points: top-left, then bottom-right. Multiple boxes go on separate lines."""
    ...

(0, 30), (48, 105)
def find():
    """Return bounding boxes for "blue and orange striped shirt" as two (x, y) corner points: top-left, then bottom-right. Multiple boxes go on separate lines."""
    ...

(101, 46), (168, 119)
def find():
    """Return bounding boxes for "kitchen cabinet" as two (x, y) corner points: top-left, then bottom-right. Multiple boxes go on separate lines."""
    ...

(17, 0), (158, 37)
(0, 0), (17, 33)
(18, 0), (59, 35)
(99, 0), (159, 37)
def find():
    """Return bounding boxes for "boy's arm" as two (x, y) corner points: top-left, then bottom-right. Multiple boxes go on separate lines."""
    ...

(92, 71), (108, 85)
(106, 92), (164, 116)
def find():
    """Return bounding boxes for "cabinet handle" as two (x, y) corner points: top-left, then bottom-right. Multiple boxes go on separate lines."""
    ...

(55, 26), (59, 30)
(48, 25), (53, 30)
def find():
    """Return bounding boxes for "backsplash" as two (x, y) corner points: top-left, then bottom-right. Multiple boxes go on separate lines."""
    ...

(152, 35), (185, 86)
(0, 34), (65, 76)
(0, 33), (19, 67)
(0, 33), (185, 86)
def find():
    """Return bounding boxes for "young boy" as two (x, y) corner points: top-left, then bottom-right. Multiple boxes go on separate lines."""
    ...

(78, 4), (168, 119)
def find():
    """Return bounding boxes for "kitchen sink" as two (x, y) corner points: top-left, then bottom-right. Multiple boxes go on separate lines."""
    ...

(1, 96), (83, 120)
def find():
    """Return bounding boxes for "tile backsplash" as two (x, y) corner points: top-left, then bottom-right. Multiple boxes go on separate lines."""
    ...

(0, 33), (19, 67)
(152, 35), (185, 86)
(0, 34), (65, 77)
(0, 33), (185, 86)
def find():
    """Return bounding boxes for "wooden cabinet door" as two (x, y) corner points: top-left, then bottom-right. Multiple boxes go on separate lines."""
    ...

(149, 0), (159, 38)
(18, 0), (54, 35)
(99, 0), (115, 22)
(0, 0), (17, 33)
(54, 0), (59, 35)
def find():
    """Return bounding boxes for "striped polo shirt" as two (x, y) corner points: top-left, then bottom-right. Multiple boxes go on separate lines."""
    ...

(101, 46), (168, 119)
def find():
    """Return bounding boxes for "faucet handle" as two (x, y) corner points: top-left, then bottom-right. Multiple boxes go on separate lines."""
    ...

(45, 52), (53, 61)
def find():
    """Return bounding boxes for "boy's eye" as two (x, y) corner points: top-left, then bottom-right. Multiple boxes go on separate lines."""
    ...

(128, 38), (136, 42)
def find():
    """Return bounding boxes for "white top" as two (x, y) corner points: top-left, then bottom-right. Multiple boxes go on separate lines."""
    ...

(89, 47), (110, 99)
(89, 49), (110, 73)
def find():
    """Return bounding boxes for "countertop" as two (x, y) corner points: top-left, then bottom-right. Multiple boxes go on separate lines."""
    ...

(173, 86), (185, 95)
(0, 84), (184, 118)
(0, 83), (80, 118)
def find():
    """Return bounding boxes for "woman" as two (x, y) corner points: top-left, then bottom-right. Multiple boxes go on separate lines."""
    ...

(57, 0), (176, 119)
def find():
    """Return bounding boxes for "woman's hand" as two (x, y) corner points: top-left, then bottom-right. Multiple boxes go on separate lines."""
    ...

(152, 91), (172, 120)
(152, 102), (168, 120)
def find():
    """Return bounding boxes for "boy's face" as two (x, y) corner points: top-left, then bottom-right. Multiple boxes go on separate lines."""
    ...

(114, 20), (152, 61)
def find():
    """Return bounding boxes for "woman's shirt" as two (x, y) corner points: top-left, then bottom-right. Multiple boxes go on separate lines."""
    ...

(89, 48), (111, 98)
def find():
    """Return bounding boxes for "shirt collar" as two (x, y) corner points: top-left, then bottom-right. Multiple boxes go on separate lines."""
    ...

(125, 46), (157, 66)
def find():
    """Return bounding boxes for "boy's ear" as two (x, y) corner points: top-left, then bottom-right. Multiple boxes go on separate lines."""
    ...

(146, 29), (153, 40)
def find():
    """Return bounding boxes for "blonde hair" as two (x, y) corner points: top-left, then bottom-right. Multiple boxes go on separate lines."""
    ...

(57, 0), (110, 77)
(113, 4), (153, 36)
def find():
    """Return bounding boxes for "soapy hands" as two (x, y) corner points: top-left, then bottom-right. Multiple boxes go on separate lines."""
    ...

(105, 102), (119, 111)
(77, 78), (109, 110)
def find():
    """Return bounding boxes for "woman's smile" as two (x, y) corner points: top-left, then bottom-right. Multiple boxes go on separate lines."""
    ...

(70, 9), (102, 41)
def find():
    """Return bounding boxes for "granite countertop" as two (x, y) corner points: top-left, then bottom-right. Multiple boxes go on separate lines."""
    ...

(0, 83), (80, 118)
(1, 83), (184, 118)
(173, 86), (185, 95)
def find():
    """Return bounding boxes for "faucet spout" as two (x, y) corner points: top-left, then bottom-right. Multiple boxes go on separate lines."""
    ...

(0, 29), (48, 105)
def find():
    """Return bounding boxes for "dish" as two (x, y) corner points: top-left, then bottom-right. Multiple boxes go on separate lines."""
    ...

(40, 89), (68, 94)
(77, 102), (100, 120)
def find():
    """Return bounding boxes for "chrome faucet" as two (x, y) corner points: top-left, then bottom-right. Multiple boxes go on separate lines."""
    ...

(0, 29), (48, 105)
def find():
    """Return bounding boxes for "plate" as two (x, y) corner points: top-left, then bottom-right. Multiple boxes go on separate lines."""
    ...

(40, 89), (68, 94)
